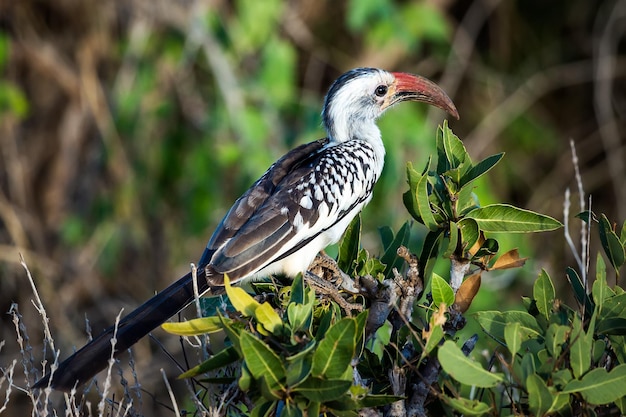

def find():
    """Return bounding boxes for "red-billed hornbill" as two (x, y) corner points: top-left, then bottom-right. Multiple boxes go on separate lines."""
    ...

(35, 67), (458, 391)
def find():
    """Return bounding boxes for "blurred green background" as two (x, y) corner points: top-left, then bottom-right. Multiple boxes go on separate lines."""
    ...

(0, 0), (624, 413)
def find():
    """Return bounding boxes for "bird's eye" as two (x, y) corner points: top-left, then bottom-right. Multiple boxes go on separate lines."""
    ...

(374, 85), (388, 97)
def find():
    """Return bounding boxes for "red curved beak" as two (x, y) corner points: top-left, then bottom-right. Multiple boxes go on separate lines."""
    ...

(390, 72), (459, 120)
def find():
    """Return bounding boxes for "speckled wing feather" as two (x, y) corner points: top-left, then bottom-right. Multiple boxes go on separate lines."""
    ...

(198, 138), (329, 268)
(206, 138), (382, 283)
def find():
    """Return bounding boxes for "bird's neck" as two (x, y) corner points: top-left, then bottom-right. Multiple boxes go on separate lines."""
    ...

(327, 116), (385, 160)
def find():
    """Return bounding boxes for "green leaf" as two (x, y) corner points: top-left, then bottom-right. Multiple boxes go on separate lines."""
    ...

(419, 229), (444, 282)
(293, 377), (351, 402)
(444, 396), (491, 416)
(161, 316), (225, 336)
(290, 274), (305, 305)
(279, 401), (302, 417)
(255, 302), (283, 336)
(438, 340), (504, 387)
(575, 210), (596, 223)
(474, 311), (541, 342)
(596, 318), (626, 335)
(442, 167), (462, 189)
(353, 310), (368, 349)
(312, 318), (356, 379)
(324, 398), (360, 415)
(592, 339), (606, 364)
(422, 323), (444, 357)
(179, 346), (240, 379)
(545, 324), (570, 358)
(459, 153), (504, 189)
(239, 332), (286, 391)
(219, 313), (242, 354)
(593, 254), (611, 315)
(441, 121), (470, 170)
(465, 204), (563, 233)
(417, 174), (439, 231)
(403, 162), (426, 222)
(442, 221), (459, 258)
(518, 352), (538, 384)
(599, 293), (626, 320)
(359, 255), (386, 278)
(526, 374), (555, 416)
(288, 302), (313, 335)
(458, 218), (480, 251)
(403, 190), (420, 222)
(504, 322), (521, 357)
(534, 270), (555, 319)
(406, 161), (422, 190)
(562, 364), (626, 404)
(473, 238), (499, 258)
(599, 214), (625, 272)
(250, 399), (275, 417)
(285, 349), (312, 387)
(337, 215), (361, 273)
(431, 273), (454, 307)
(566, 267), (594, 316)
(239, 362), (253, 391)
(570, 315), (592, 379)
(380, 221), (411, 279)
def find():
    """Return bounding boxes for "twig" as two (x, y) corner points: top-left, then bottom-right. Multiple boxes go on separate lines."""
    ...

(161, 368), (181, 417)
(21, 255), (56, 356)
(564, 188), (583, 274)
(191, 263), (202, 321)
(564, 140), (594, 292)
(98, 310), (124, 417)
(0, 359), (16, 413)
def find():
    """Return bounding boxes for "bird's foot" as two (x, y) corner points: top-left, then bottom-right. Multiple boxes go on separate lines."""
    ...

(307, 252), (359, 293)
(304, 254), (363, 315)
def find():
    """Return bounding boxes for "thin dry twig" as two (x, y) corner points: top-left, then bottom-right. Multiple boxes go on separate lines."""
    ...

(0, 358), (16, 413)
(98, 310), (124, 417)
(21, 255), (56, 357)
(563, 139), (593, 290)
(160, 368), (181, 417)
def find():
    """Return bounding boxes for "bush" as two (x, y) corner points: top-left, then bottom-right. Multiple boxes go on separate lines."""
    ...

(157, 123), (626, 416)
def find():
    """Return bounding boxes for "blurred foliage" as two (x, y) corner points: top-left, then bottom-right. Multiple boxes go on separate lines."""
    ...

(0, 0), (624, 415)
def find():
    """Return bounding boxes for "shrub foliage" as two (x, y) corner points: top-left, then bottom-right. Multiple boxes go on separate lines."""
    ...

(161, 124), (626, 416)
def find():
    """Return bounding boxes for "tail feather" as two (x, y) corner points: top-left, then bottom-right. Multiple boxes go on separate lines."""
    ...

(34, 270), (210, 391)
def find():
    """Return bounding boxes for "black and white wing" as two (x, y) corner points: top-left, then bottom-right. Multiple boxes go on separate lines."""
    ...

(202, 138), (382, 285)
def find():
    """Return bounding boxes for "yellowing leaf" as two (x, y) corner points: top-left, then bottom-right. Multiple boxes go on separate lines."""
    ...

(224, 274), (260, 316)
(162, 316), (225, 336)
(255, 302), (283, 336)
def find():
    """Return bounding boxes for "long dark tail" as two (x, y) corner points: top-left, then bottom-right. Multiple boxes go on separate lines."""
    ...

(34, 270), (210, 391)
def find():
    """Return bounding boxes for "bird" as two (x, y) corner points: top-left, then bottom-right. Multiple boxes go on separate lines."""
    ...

(34, 67), (458, 391)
